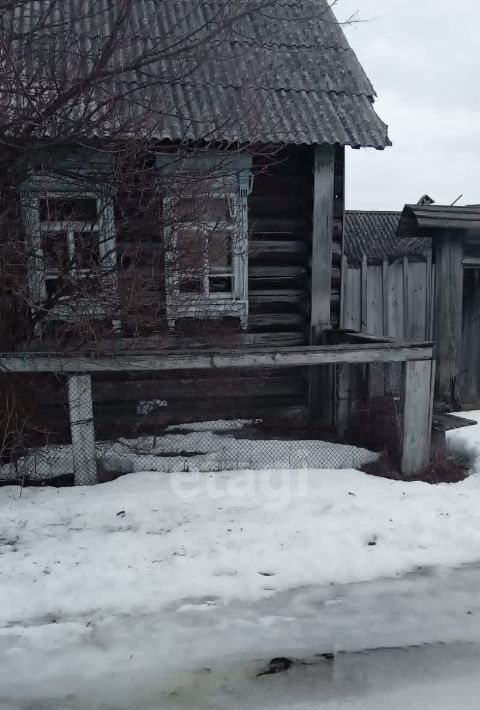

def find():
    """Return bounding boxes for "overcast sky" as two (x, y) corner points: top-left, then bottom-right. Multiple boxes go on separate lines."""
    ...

(334, 0), (480, 210)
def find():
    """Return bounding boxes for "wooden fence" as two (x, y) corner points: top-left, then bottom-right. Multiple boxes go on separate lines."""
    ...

(341, 255), (435, 341)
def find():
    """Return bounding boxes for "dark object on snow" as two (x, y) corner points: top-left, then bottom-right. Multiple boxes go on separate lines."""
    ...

(116, 510), (126, 517)
(257, 657), (294, 677)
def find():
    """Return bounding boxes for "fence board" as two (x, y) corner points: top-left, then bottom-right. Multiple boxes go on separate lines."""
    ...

(344, 257), (434, 343)
(343, 267), (361, 330)
(407, 262), (428, 340)
(388, 261), (405, 339)
(366, 265), (383, 335)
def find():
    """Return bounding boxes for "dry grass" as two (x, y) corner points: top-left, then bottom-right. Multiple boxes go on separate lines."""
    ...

(361, 452), (469, 485)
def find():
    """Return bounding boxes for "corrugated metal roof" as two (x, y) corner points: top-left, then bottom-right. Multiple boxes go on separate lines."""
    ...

(4, 0), (391, 147)
(345, 211), (431, 264)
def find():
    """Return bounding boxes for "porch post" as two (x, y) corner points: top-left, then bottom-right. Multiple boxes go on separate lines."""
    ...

(67, 374), (97, 486)
(433, 230), (464, 408)
(401, 359), (435, 477)
(309, 144), (335, 423)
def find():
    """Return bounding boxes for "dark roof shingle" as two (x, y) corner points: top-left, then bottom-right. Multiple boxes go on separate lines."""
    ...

(5, 0), (391, 147)
(345, 211), (431, 264)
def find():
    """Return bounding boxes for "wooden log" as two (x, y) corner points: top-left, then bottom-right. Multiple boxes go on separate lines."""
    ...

(249, 313), (305, 330)
(67, 375), (97, 486)
(91, 374), (306, 404)
(251, 218), (310, 234)
(0, 343), (435, 373)
(401, 359), (435, 478)
(249, 240), (308, 257)
(433, 231), (464, 407)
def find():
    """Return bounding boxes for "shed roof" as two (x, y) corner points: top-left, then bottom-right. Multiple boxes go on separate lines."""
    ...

(4, 0), (391, 148)
(397, 204), (480, 237)
(345, 211), (431, 264)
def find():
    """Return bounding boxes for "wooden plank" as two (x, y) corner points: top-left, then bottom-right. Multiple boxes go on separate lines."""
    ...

(387, 260), (405, 339)
(425, 252), (433, 340)
(382, 260), (389, 335)
(67, 375), (97, 486)
(309, 145), (335, 423)
(366, 264), (383, 336)
(462, 256), (480, 267)
(401, 359), (434, 477)
(434, 231), (464, 407)
(361, 254), (368, 332)
(402, 256), (409, 339)
(461, 269), (480, 405)
(340, 254), (349, 328)
(0, 343), (435, 373)
(336, 364), (351, 438)
(407, 261), (427, 341)
(310, 144), (335, 339)
(343, 265), (361, 331)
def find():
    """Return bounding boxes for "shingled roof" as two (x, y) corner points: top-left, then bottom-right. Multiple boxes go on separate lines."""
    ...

(345, 211), (431, 265)
(5, 0), (390, 147)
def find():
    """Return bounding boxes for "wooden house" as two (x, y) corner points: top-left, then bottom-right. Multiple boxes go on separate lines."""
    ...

(0, 1), (438, 482)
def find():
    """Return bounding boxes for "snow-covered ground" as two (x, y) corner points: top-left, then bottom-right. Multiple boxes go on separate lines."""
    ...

(1, 413), (480, 708)
(0, 419), (378, 480)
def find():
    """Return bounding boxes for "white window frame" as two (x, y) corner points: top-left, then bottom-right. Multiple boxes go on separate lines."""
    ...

(20, 174), (118, 330)
(158, 153), (252, 330)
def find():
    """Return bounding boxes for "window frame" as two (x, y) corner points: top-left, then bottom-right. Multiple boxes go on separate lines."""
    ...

(158, 153), (252, 330)
(21, 174), (118, 327)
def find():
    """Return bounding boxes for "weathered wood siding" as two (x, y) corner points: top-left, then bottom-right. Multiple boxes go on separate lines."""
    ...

(12, 146), (349, 432)
(342, 256), (435, 341)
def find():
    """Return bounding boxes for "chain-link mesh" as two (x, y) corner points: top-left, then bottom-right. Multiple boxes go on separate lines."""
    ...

(0, 362), (407, 485)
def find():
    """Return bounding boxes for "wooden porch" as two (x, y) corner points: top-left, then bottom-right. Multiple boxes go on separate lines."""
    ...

(0, 338), (435, 485)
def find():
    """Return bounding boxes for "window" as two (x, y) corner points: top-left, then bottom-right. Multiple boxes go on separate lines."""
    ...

(158, 153), (252, 329)
(21, 175), (118, 328)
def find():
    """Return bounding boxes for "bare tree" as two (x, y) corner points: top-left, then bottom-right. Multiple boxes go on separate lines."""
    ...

(0, 0), (349, 477)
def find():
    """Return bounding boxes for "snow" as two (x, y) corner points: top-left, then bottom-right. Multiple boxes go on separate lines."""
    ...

(2, 414), (480, 707)
(447, 410), (480, 468)
(0, 419), (378, 480)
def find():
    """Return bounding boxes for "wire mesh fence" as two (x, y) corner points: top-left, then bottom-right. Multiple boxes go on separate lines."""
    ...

(0, 361), (407, 485)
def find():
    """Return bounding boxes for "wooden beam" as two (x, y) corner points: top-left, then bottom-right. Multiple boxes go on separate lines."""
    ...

(402, 256), (409, 338)
(401, 359), (435, 478)
(310, 144), (335, 341)
(361, 254), (368, 332)
(67, 375), (97, 486)
(433, 230), (464, 407)
(0, 343), (434, 374)
(309, 145), (335, 424)
(382, 259), (389, 335)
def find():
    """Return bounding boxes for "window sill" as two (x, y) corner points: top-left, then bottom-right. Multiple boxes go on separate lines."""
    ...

(167, 298), (248, 328)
